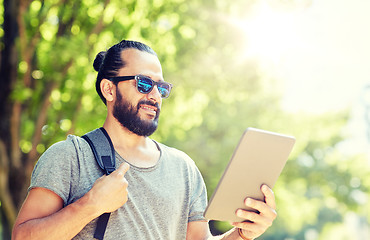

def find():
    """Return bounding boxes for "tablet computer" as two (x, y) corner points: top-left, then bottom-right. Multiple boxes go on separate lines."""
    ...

(204, 127), (295, 222)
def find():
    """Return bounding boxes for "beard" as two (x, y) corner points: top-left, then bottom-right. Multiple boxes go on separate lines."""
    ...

(113, 88), (160, 137)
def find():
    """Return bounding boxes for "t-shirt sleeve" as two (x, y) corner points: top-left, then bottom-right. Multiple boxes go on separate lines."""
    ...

(188, 161), (208, 222)
(28, 136), (79, 206)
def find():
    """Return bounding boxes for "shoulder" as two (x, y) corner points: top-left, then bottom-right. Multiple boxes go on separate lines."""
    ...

(29, 134), (98, 204)
(34, 135), (90, 171)
(39, 135), (86, 158)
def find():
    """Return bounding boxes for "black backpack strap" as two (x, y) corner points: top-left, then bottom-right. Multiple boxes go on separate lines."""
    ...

(81, 127), (116, 240)
(81, 127), (116, 175)
(93, 213), (111, 240)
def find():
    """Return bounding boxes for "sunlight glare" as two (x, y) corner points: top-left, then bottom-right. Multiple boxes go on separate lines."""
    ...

(233, 1), (303, 64)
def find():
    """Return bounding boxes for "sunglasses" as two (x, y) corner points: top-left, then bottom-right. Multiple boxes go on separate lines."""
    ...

(109, 75), (173, 98)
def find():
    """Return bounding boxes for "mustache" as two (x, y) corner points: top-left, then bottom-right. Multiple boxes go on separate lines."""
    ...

(137, 100), (161, 112)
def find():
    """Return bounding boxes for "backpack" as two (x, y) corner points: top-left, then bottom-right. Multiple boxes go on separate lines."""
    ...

(81, 127), (116, 240)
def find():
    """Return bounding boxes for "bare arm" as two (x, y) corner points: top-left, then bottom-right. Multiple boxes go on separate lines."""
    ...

(12, 163), (130, 240)
(186, 185), (277, 240)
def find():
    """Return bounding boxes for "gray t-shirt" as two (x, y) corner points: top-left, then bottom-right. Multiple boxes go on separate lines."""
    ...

(29, 135), (208, 239)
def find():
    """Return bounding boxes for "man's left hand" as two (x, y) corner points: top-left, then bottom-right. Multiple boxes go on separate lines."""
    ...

(231, 184), (277, 239)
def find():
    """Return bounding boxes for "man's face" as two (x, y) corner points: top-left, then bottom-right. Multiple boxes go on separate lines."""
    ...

(112, 49), (164, 136)
(113, 88), (160, 136)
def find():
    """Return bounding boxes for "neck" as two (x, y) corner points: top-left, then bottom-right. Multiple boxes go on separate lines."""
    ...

(102, 114), (148, 149)
(102, 114), (160, 168)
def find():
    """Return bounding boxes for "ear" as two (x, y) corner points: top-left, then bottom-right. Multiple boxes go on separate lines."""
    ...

(100, 79), (115, 103)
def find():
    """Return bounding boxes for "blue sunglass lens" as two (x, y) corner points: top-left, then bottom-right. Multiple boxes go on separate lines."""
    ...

(136, 76), (171, 98)
(137, 78), (153, 93)
(158, 85), (170, 97)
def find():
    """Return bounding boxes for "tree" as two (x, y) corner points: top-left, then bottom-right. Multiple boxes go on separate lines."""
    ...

(0, 0), (231, 235)
(1, 0), (369, 239)
(0, 0), (123, 235)
(0, 0), (20, 236)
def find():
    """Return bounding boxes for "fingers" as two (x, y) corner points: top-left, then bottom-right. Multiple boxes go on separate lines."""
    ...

(114, 162), (130, 177)
(234, 209), (273, 227)
(232, 197), (276, 239)
(242, 185), (276, 218)
(88, 162), (130, 215)
(231, 185), (278, 239)
(242, 197), (277, 221)
(261, 184), (276, 210)
(231, 213), (269, 240)
(231, 221), (264, 237)
(118, 162), (130, 174)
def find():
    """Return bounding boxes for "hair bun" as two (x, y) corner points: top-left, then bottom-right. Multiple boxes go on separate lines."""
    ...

(93, 51), (107, 72)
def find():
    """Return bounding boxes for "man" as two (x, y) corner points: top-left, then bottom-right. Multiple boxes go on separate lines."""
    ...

(12, 40), (277, 239)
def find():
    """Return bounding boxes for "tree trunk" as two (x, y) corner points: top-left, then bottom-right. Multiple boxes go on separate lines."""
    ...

(0, 0), (111, 236)
(0, 0), (21, 235)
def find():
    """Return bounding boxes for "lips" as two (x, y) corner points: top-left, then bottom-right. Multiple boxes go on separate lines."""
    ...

(137, 100), (161, 119)
(140, 105), (157, 115)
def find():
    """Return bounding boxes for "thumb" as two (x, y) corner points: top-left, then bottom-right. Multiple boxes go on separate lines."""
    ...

(115, 162), (130, 176)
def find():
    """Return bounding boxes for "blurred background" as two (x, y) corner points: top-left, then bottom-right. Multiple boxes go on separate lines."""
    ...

(0, 0), (369, 239)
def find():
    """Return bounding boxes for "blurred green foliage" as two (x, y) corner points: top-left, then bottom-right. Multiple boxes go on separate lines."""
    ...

(1, 0), (369, 239)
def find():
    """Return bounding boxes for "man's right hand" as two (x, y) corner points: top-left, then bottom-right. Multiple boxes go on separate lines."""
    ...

(87, 162), (130, 214)
(12, 162), (130, 240)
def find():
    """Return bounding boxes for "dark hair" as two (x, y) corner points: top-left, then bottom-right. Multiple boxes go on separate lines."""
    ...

(93, 40), (157, 104)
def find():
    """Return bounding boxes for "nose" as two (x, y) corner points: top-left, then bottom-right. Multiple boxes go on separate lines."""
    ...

(147, 85), (162, 103)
